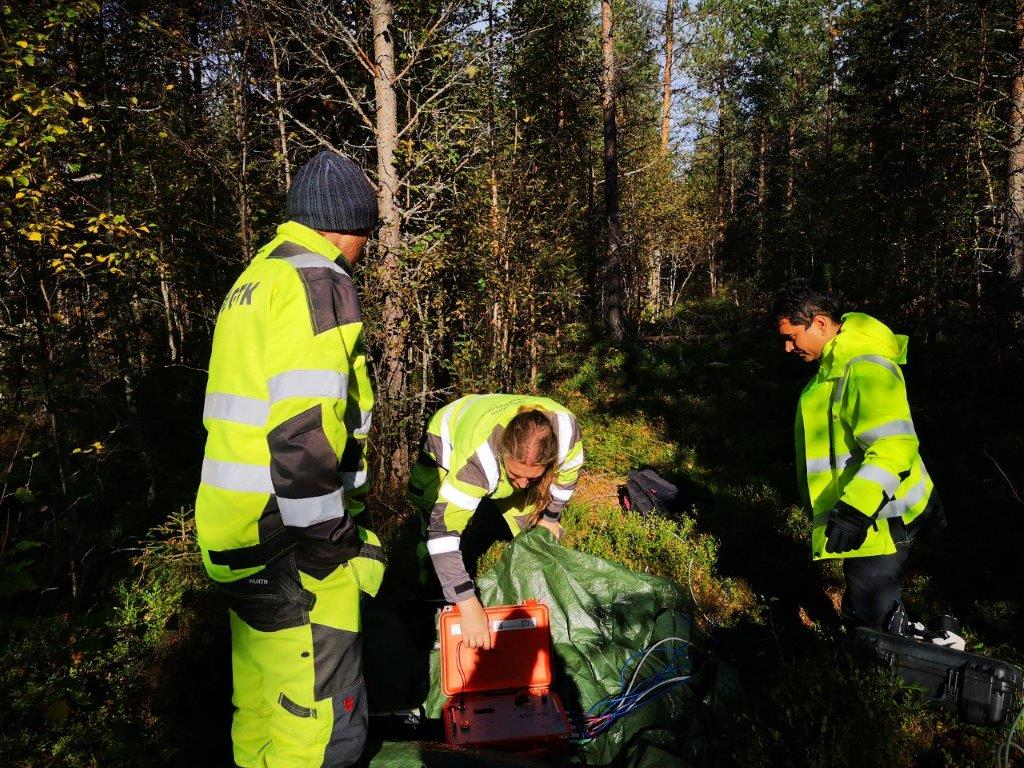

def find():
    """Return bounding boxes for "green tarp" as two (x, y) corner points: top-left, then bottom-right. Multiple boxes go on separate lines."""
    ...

(366, 527), (737, 766)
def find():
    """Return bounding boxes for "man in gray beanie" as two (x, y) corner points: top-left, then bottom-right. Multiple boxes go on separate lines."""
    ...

(196, 151), (383, 768)
(287, 150), (380, 235)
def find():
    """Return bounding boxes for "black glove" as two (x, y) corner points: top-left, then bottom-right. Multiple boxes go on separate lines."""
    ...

(824, 501), (876, 554)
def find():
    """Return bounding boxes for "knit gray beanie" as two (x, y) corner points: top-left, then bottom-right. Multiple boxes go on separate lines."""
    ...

(286, 151), (379, 233)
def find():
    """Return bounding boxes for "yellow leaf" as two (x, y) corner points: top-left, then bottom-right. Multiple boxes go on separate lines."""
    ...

(16, 40), (28, 49)
(164, 83), (174, 91)
(10, 92), (22, 102)
(26, 231), (41, 242)
(92, 441), (103, 451)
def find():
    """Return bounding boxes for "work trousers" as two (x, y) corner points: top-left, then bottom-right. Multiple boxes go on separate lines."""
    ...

(839, 494), (943, 630)
(841, 546), (909, 630)
(223, 554), (368, 768)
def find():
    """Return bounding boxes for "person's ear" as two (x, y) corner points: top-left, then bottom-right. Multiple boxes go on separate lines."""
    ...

(812, 314), (828, 333)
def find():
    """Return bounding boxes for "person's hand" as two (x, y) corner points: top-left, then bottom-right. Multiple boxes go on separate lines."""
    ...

(457, 595), (492, 650)
(824, 501), (876, 554)
(535, 517), (564, 541)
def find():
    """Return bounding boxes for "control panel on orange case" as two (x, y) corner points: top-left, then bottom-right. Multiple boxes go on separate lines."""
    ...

(446, 690), (566, 747)
(439, 600), (570, 755)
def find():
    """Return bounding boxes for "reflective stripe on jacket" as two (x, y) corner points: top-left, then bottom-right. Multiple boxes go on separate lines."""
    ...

(795, 312), (934, 560)
(196, 221), (379, 584)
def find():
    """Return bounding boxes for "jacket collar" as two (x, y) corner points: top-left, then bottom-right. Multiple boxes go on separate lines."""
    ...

(271, 221), (354, 274)
(817, 312), (908, 379)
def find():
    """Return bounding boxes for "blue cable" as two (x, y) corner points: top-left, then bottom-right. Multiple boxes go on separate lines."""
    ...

(574, 639), (694, 741)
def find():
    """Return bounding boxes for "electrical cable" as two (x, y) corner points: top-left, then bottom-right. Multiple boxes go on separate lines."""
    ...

(571, 636), (695, 743)
(996, 700), (1024, 768)
(623, 636), (693, 698)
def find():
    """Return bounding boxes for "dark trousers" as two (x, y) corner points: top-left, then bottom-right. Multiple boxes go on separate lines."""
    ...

(839, 494), (943, 630)
(841, 546), (909, 630)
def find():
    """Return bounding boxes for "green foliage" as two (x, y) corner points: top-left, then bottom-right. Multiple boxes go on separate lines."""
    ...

(0, 539), (42, 597)
(729, 654), (980, 768)
(0, 0), (1022, 765)
(0, 508), (213, 766)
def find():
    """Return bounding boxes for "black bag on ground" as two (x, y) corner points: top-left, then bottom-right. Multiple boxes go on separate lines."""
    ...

(618, 469), (682, 519)
(848, 627), (1024, 726)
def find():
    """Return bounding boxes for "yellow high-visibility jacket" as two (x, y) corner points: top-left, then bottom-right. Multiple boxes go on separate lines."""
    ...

(414, 394), (584, 602)
(196, 221), (381, 588)
(796, 312), (935, 560)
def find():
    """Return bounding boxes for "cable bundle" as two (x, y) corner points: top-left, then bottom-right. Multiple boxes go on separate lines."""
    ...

(572, 636), (694, 743)
(995, 702), (1024, 768)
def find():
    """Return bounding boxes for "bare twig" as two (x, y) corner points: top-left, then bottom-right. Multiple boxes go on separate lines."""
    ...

(985, 448), (1024, 506)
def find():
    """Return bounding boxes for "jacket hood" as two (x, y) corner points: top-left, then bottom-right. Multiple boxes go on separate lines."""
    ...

(820, 312), (908, 377)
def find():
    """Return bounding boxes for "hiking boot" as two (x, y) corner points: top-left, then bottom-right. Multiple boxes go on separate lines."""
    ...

(885, 603), (967, 652)
(926, 614), (966, 652)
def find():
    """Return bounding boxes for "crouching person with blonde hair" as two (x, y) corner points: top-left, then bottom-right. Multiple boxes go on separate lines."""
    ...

(407, 394), (584, 649)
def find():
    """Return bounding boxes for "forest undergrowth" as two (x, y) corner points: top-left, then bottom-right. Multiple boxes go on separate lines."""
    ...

(2, 299), (1022, 767)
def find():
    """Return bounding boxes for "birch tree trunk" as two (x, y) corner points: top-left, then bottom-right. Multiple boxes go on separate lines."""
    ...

(601, 0), (625, 342)
(371, 0), (409, 477)
(267, 30), (291, 190)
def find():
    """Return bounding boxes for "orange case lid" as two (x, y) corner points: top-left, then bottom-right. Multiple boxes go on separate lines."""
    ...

(438, 599), (553, 697)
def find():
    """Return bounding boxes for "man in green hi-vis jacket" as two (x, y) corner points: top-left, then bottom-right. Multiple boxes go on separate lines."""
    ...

(774, 283), (962, 649)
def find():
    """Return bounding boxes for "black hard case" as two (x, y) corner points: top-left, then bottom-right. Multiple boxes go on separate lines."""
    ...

(849, 627), (1023, 726)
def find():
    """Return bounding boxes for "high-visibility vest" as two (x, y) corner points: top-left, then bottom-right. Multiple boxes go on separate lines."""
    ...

(195, 221), (381, 587)
(795, 312), (935, 560)
(417, 394), (584, 601)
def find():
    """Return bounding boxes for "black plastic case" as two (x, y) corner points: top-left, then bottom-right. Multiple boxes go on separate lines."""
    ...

(849, 627), (1023, 726)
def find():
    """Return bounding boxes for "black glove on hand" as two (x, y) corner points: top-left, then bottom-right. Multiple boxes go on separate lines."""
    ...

(824, 501), (876, 554)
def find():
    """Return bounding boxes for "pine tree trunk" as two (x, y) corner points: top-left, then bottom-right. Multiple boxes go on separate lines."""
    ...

(1007, 0), (1024, 282)
(487, 1), (505, 381)
(601, 0), (625, 342)
(786, 121), (795, 214)
(713, 72), (726, 295)
(660, 0), (674, 155)
(756, 121), (766, 261)
(230, 58), (252, 261)
(825, 2), (836, 171)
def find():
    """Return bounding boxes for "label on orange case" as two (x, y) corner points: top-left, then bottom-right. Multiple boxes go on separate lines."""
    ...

(449, 617), (538, 635)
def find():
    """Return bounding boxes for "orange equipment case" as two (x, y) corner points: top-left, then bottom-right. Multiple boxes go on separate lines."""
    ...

(439, 599), (571, 756)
